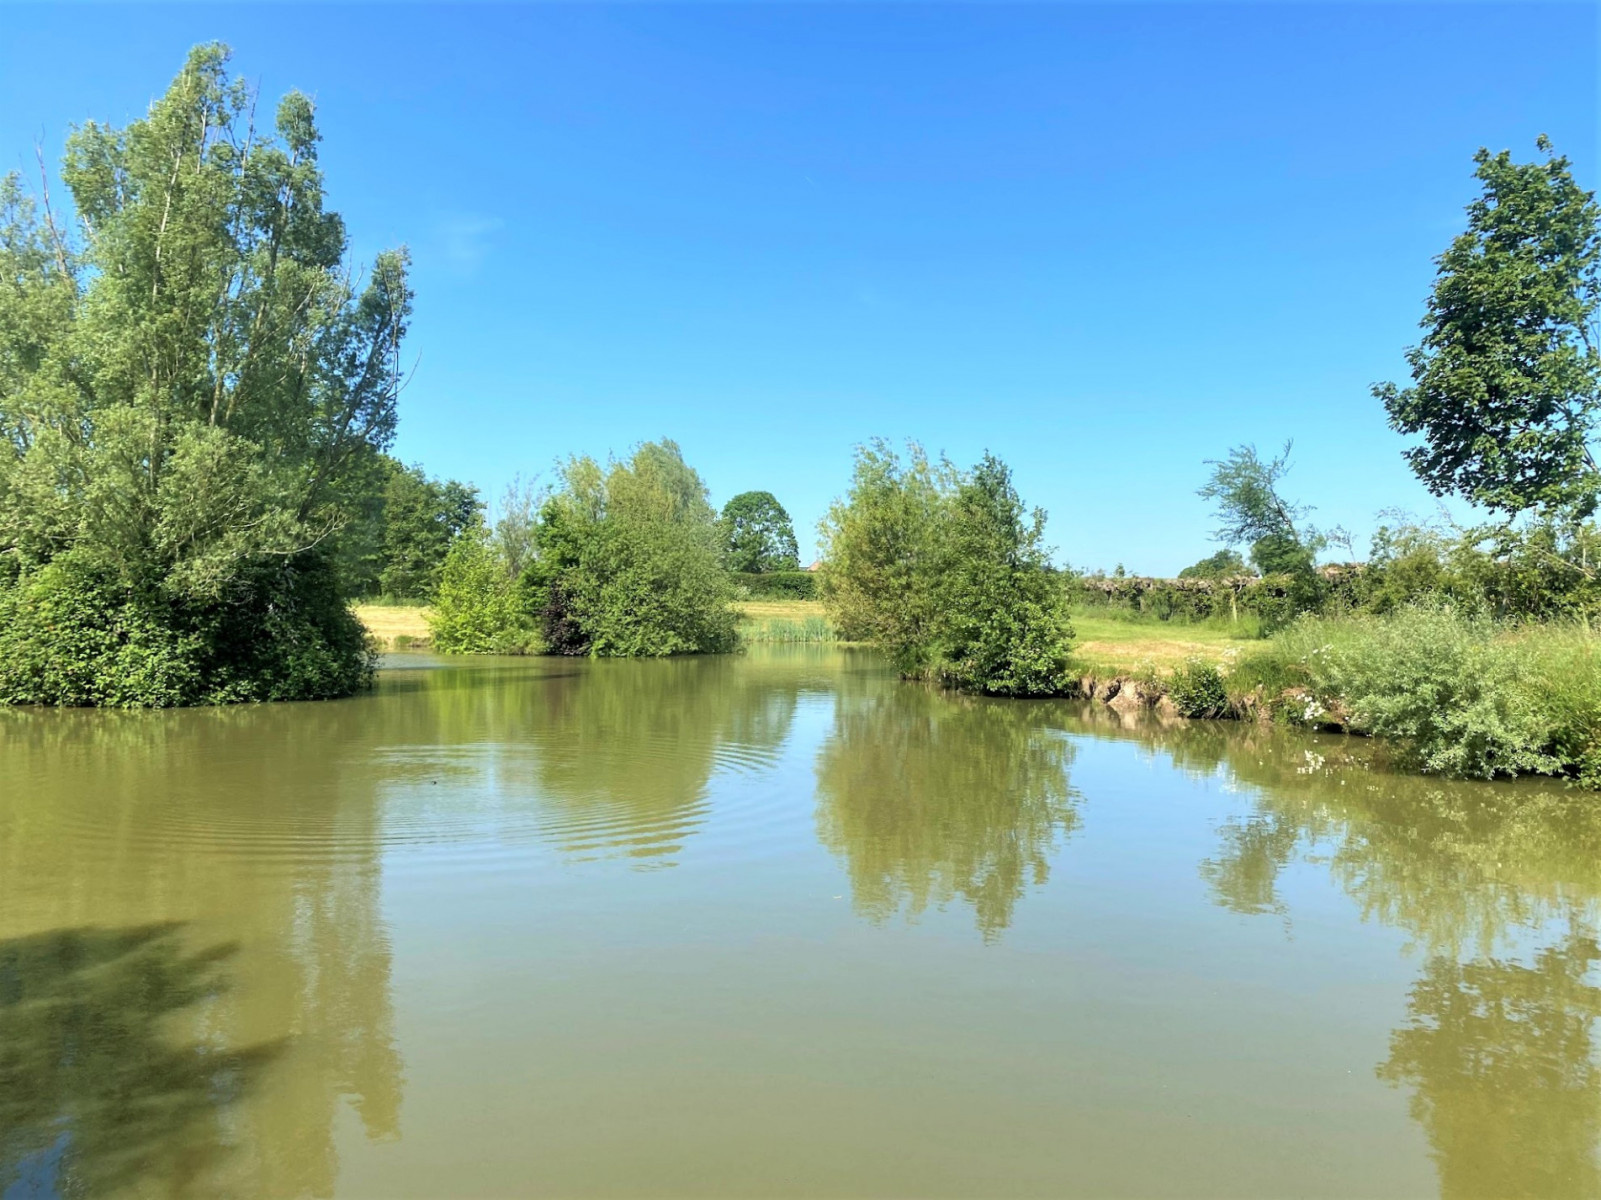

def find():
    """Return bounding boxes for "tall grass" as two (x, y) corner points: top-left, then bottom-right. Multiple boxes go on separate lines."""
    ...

(1227, 604), (1601, 784)
(738, 615), (837, 644)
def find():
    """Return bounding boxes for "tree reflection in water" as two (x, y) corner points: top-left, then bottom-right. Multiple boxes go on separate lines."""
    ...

(816, 683), (1079, 941)
(1073, 711), (1601, 1198)
(1379, 931), (1601, 1200)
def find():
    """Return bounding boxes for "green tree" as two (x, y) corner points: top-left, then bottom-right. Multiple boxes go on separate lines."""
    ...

(376, 462), (478, 599)
(0, 45), (411, 704)
(1377, 138), (1601, 521)
(818, 441), (1075, 695)
(1198, 443), (1343, 606)
(526, 440), (737, 657)
(721, 490), (800, 573)
(428, 522), (531, 654)
(1177, 548), (1251, 579)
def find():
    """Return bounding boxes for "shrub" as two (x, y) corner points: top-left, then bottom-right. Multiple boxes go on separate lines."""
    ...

(428, 528), (535, 654)
(0, 551), (373, 707)
(1168, 657), (1229, 718)
(1256, 604), (1600, 781)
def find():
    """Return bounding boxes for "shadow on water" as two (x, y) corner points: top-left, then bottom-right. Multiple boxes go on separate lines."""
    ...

(0, 924), (283, 1199)
(1059, 705), (1601, 1198)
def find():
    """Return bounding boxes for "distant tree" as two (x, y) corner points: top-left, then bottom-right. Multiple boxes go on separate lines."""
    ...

(1198, 443), (1344, 579)
(721, 491), (800, 573)
(1376, 138), (1601, 521)
(493, 474), (540, 580)
(1177, 548), (1251, 579)
(377, 463), (479, 600)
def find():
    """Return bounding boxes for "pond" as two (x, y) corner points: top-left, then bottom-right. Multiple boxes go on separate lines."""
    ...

(1, 647), (1597, 1197)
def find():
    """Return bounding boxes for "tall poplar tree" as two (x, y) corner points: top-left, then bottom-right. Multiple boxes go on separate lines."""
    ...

(0, 44), (413, 704)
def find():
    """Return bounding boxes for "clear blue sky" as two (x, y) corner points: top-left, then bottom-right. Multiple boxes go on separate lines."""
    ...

(3, 3), (1597, 573)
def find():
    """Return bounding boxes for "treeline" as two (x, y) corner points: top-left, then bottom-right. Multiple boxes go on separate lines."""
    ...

(1076, 517), (1601, 628)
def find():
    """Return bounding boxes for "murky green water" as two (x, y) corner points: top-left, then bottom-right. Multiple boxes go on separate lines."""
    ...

(1, 647), (1597, 1198)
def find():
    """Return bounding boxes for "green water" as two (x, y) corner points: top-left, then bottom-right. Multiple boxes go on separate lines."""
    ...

(1, 647), (1597, 1198)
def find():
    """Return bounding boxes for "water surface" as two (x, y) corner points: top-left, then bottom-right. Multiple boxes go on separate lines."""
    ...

(1, 647), (1597, 1197)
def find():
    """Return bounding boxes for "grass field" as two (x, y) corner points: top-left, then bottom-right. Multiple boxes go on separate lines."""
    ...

(354, 598), (1253, 670)
(1071, 612), (1260, 674)
(354, 603), (431, 650)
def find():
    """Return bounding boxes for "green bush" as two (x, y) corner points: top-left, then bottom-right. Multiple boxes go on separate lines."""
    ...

(1168, 657), (1229, 718)
(0, 552), (373, 707)
(428, 528), (536, 654)
(819, 443), (1075, 696)
(526, 441), (737, 657)
(1243, 605), (1601, 782)
(732, 570), (818, 600)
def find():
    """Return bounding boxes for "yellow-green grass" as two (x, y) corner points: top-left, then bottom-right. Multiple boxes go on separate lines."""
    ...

(1071, 612), (1259, 675)
(354, 604), (431, 650)
(734, 599), (828, 622)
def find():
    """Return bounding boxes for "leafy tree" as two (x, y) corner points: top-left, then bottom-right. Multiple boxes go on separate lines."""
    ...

(0, 45), (410, 704)
(526, 440), (737, 657)
(721, 490), (800, 573)
(1377, 138), (1601, 520)
(492, 473), (540, 580)
(376, 463), (478, 599)
(818, 441), (1075, 695)
(1198, 443), (1344, 590)
(1177, 548), (1251, 579)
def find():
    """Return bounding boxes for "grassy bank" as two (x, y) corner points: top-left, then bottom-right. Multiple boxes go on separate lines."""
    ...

(734, 599), (837, 644)
(1070, 610), (1261, 674)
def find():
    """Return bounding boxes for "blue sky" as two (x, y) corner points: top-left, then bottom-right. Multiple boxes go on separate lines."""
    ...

(2, 3), (1596, 573)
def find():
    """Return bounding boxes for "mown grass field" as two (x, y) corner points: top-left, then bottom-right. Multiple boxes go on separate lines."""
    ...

(354, 603), (431, 650)
(355, 598), (1259, 668)
(1070, 612), (1260, 674)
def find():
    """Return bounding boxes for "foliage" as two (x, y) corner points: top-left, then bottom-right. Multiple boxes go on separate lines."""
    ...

(527, 441), (737, 657)
(492, 474), (540, 581)
(1197, 443), (1345, 603)
(732, 569), (818, 599)
(1168, 657), (1229, 718)
(427, 524), (533, 654)
(1376, 138), (1601, 520)
(1233, 604), (1601, 783)
(0, 550), (373, 707)
(344, 458), (479, 600)
(1177, 548), (1251, 579)
(818, 441), (1075, 695)
(721, 490), (800, 573)
(0, 45), (409, 704)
